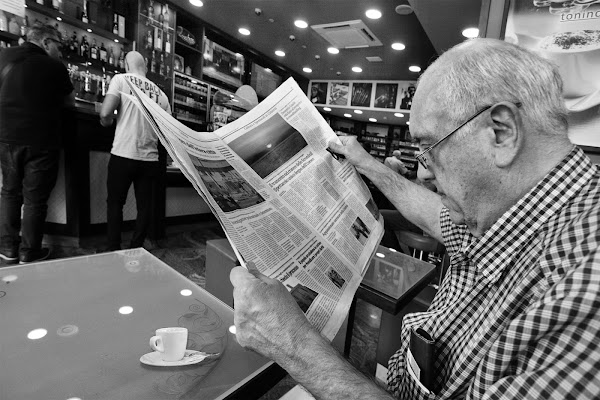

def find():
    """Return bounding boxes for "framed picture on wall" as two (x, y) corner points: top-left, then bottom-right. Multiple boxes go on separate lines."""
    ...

(351, 82), (373, 107)
(309, 82), (328, 104)
(251, 63), (282, 99)
(202, 37), (245, 89)
(327, 82), (350, 106)
(399, 83), (417, 110)
(374, 83), (398, 109)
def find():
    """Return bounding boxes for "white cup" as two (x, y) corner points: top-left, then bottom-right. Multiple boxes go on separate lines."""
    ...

(149, 327), (188, 361)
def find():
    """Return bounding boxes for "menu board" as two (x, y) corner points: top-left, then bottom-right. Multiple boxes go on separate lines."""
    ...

(505, 0), (600, 147)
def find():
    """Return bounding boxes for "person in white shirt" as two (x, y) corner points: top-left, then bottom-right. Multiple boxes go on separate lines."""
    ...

(99, 51), (171, 251)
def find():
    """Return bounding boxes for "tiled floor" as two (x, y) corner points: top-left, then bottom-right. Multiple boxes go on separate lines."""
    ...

(1, 221), (385, 399)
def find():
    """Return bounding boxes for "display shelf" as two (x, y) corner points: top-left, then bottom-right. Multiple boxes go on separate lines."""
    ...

(174, 99), (207, 111)
(25, 0), (130, 45)
(173, 114), (204, 125)
(174, 83), (206, 96)
(175, 39), (201, 54)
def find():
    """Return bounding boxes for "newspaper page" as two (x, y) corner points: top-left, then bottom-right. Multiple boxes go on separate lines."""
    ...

(126, 77), (384, 340)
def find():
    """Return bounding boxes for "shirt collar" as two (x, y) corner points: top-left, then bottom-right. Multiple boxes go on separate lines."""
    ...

(460, 146), (595, 285)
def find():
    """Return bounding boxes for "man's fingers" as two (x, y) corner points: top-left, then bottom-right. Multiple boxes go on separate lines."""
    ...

(245, 261), (261, 277)
(230, 266), (257, 287)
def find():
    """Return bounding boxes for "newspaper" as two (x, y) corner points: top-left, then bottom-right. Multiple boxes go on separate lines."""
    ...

(126, 77), (384, 340)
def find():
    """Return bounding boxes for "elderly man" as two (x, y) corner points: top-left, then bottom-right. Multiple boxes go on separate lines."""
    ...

(230, 38), (599, 399)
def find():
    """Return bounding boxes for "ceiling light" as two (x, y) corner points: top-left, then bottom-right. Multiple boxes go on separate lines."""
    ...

(265, 68), (272, 72)
(189, 0), (203, 7)
(303, 67), (312, 73)
(114, 39), (119, 43)
(294, 20), (308, 29)
(238, 28), (251, 36)
(406, 121), (410, 125)
(87, 28), (92, 33)
(462, 27), (479, 38)
(323, 107), (331, 111)
(344, 113), (352, 118)
(391, 42), (405, 50)
(56, 16), (62, 21)
(352, 66), (362, 73)
(354, 110), (363, 114)
(366, 9), (382, 19)
(275, 50), (285, 57)
(369, 118), (377, 122)
(327, 47), (339, 54)
(394, 113), (404, 118)
(409, 65), (421, 72)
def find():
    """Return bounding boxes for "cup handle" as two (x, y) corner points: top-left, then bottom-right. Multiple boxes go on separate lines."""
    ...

(149, 335), (164, 352)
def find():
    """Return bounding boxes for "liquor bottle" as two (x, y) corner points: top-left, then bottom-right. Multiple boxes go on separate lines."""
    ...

(163, 4), (170, 30)
(81, 1), (89, 23)
(108, 46), (115, 66)
(118, 50), (125, 69)
(99, 42), (107, 63)
(112, 14), (119, 35)
(150, 50), (156, 73)
(164, 33), (170, 54)
(159, 53), (165, 76)
(90, 38), (98, 60)
(101, 68), (108, 97)
(80, 35), (89, 58)
(146, 29), (153, 49)
(52, 0), (59, 11)
(84, 69), (91, 93)
(69, 31), (77, 54)
(147, 0), (154, 24)
(153, 27), (162, 50)
(158, 4), (164, 25)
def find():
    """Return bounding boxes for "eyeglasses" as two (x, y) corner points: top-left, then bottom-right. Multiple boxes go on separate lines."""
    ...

(414, 102), (522, 170)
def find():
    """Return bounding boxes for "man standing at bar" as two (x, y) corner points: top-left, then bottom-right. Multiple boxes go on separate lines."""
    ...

(99, 51), (170, 251)
(0, 23), (74, 264)
(230, 39), (600, 399)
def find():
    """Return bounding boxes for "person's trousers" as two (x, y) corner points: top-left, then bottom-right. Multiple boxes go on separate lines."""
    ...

(106, 155), (160, 249)
(0, 143), (59, 255)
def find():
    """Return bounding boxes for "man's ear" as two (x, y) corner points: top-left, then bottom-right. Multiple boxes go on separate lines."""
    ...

(488, 102), (521, 168)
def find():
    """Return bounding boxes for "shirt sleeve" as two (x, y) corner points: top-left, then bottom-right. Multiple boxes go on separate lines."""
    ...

(472, 251), (600, 400)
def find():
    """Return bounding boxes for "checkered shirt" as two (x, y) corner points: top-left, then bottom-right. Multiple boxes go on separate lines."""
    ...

(387, 146), (600, 399)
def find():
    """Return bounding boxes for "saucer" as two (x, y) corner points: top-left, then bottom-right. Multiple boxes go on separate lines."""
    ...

(140, 349), (219, 367)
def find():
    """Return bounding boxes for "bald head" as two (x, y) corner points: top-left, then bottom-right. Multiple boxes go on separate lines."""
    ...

(412, 38), (568, 138)
(125, 51), (146, 76)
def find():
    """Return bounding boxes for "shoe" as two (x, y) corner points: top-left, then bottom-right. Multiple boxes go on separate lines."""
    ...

(19, 248), (51, 264)
(0, 247), (18, 262)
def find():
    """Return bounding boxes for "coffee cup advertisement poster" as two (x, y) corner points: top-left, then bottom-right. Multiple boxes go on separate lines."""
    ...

(505, 0), (600, 147)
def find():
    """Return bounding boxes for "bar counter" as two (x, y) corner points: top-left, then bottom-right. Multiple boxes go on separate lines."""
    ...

(42, 101), (211, 245)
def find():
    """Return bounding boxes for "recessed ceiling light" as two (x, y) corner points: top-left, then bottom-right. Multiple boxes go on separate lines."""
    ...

(294, 20), (308, 29)
(189, 0), (203, 7)
(238, 28), (251, 35)
(87, 28), (92, 33)
(462, 27), (479, 38)
(365, 9), (382, 19)
(409, 65), (421, 72)
(56, 16), (62, 21)
(344, 113), (352, 118)
(114, 39), (119, 43)
(352, 66), (362, 73)
(303, 67), (312, 73)
(354, 110), (363, 114)
(327, 47), (339, 54)
(265, 68), (272, 72)
(369, 118), (377, 122)
(323, 107), (331, 111)
(406, 121), (410, 125)
(391, 42), (405, 50)
(275, 50), (285, 57)
(394, 113), (404, 118)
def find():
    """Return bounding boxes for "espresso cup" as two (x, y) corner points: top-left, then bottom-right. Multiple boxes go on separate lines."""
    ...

(149, 327), (188, 361)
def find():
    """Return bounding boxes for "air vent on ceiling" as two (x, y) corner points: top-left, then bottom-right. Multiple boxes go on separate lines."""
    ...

(366, 56), (383, 62)
(311, 20), (382, 49)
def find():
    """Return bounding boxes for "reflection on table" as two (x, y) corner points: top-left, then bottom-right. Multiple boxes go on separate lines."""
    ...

(0, 248), (282, 400)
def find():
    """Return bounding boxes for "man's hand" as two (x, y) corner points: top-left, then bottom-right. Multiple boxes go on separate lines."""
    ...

(230, 264), (313, 364)
(328, 136), (380, 175)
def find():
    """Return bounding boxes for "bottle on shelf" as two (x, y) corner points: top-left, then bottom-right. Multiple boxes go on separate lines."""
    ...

(99, 42), (107, 63)
(81, 1), (89, 23)
(80, 34), (89, 58)
(153, 27), (162, 51)
(157, 4), (164, 25)
(112, 14), (119, 35)
(118, 50), (125, 69)
(150, 49), (156, 73)
(164, 32), (171, 53)
(90, 38), (98, 60)
(146, 29), (153, 50)
(147, 0), (154, 24)
(100, 68), (108, 97)
(69, 31), (77, 54)
(163, 4), (170, 30)
(159, 52), (165, 76)
(84, 69), (91, 93)
(108, 46), (115, 66)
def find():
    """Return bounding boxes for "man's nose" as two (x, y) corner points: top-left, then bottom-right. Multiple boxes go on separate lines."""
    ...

(417, 163), (435, 182)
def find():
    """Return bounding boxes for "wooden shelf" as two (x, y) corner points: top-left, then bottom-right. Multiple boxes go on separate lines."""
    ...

(175, 40), (201, 54)
(26, 0), (130, 45)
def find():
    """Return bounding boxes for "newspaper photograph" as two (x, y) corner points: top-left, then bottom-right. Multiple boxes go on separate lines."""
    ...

(126, 77), (384, 340)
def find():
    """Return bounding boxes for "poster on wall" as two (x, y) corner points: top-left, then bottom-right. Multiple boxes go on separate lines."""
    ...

(505, 1), (600, 147)
(309, 82), (328, 104)
(327, 82), (350, 106)
(374, 83), (398, 109)
(350, 82), (373, 107)
(399, 82), (417, 110)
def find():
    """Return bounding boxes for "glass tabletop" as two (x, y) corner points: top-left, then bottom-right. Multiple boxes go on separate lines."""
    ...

(0, 248), (272, 400)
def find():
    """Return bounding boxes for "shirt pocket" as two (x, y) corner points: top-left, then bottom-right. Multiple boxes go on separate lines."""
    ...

(400, 368), (438, 400)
